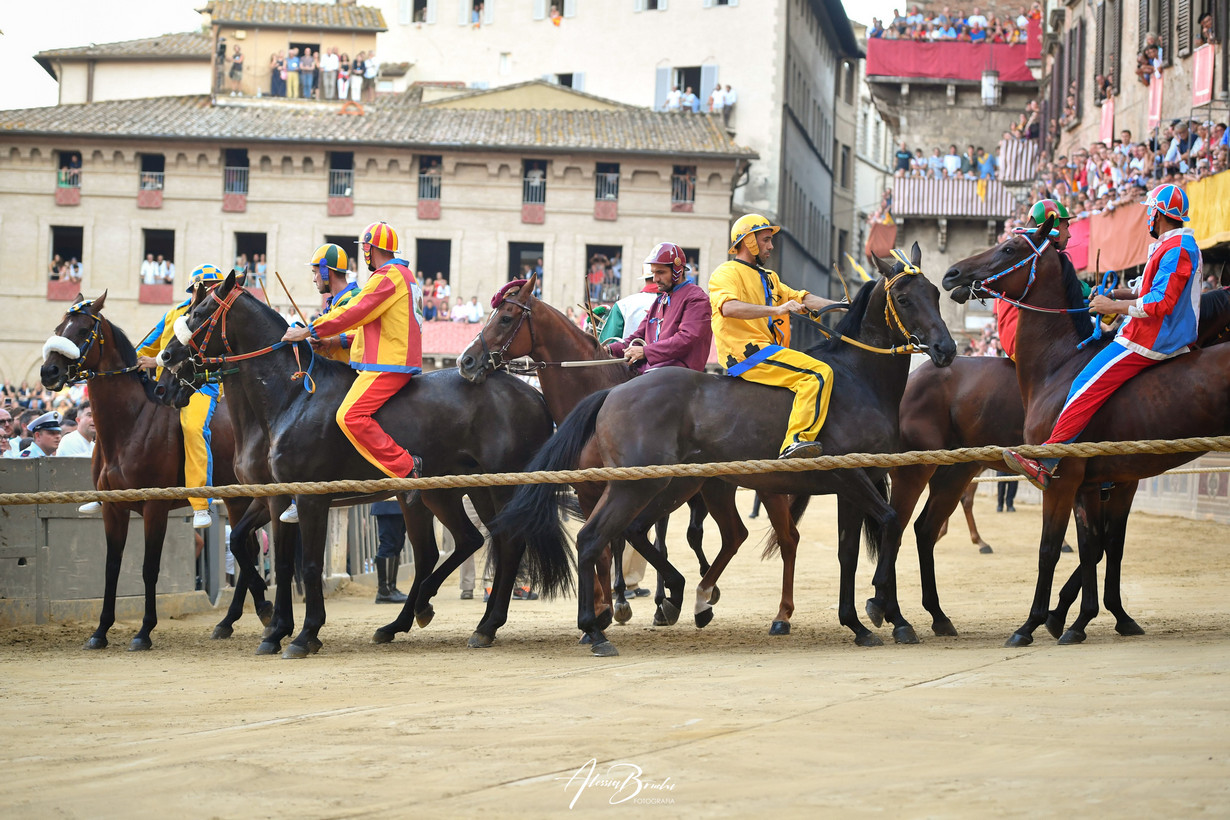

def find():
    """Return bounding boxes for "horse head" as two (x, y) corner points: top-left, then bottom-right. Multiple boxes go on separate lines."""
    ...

(870, 243), (957, 367)
(943, 215), (1056, 305)
(155, 280), (212, 392)
(458, 272), (539, 384)
(41, 291), (110, 390)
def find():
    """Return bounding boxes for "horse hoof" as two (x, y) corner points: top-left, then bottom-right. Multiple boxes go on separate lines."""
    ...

(855, 632), (884, 647)
(865, 598), (886, 628)
(372, 629), (396, 644)
(255, 640), (281, 656)
(467, 632), (494, 649)
(579, 633), (593, 644)
(128, 637), (152, 652)
(595, 608), (614, 632)
(612, 601), (633, 624)
(256, 602), (274, 627)
(653, 600), (681, 627)
(83, 636), (108, 650)
(769, 620), (791, 636)
(307, 638), (322, 655)
(893, 624), (921, 644)
(1004, 633), (1034, 648)
(695, 608), (715, 629)
(590, 641), (620, 657)
(1116, 619), (1145, 636)
(1044, 613), (1065, 640)
(979, 544), (993, 554)
(212, 623), (234, 640)
(1057, 628), (1086, 645)
(931, 618), (958, 637)
(261, 625), (278, 641)
(1061, 543), (1074, 553)
(415, 607), (435, 629)
(709, 586), (721, 606)
(282, 643), (310, 659)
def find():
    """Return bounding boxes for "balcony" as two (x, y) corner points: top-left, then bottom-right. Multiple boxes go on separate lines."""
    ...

(670, 174), (695, 213)
(865, 24), (1039, 84)
(46, 278), (80, 301)
(418, 173), (441, 220)
(138, 171), (164, 209)
(55, 170), (80, 206)
(890, 177), (1017, 219)
(521, 175), (546, 224)
(594, 172), (619, 221)
(139, 283), (175, 305)
(327, 169), (354, 216)
(222, 166), (248, 212)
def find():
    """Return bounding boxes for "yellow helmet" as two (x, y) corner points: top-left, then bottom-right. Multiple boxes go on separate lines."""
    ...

(309, 243), (349, 276)
(729, 213), (780, 256)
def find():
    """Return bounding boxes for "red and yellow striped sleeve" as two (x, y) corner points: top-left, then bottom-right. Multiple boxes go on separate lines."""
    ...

(311, 273), (396, 339)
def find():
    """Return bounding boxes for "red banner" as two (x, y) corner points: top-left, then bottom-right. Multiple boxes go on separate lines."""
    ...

(1193, 44), (1214, 106)
(865, 39), (1034, 83)
(1066, 218), (1090, 271)
(1086, 205), (1150, 273)
(1147, 74), (1164, 130)
(1099, 97), (1115, 145)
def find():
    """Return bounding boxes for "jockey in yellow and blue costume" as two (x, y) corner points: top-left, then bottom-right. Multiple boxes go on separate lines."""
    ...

(708, 214), (844, 458)
(137, 263), (224, 528)
(308, 243), (360, 364)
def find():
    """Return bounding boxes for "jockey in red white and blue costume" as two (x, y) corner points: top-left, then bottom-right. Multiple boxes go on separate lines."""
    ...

(1004, 183), (1202, 490)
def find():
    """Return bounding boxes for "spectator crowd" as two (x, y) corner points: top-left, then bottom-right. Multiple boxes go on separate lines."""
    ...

(1, 382), (93, 460)
(220, 38), (380, 102)
(868, 4), (1041, 43)
(663, 83), (737, 125)
(893, 142), (1000, 179)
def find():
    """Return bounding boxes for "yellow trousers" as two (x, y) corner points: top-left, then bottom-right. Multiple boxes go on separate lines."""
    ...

(180, 389), (217, 512)
(733, 346), (834, 454)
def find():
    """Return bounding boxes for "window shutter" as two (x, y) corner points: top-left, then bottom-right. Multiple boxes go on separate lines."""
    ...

(659, 0), (669, 9)
(703, 0), (713, 7)
(1095, 2), (1105, 85)
(634, 0), (645, 11)
(459, 0), (469, 25)
(533, 0), (546, 20)
(484, 1), (493, 24)
(426, 0), (437, 24)
(399, 0), (412, 24)
(572, 72), (585, 91)
(1160, 0), (1173, 64)
(1076, 18), (1086, 119)
(700, 64), (719, 107)
(1176, 0), (1191, 56)
(1109, 0), (1121, 94)
(1138, 0), (1150, 51)
(654, 66), (669, 110)
(729, 0), (738, 5)
(564, 0), (577, 17)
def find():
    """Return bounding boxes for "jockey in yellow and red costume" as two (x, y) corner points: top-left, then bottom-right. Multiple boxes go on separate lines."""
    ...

(282, 222), (424, 479)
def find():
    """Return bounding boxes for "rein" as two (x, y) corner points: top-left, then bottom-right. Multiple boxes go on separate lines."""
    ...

(803, 258), (930, 355)
(475, 292), (537, 373)
(60, 301), (144, 382)
(971, 232), (1090, 316)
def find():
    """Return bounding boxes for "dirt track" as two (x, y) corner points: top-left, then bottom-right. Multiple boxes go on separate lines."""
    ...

(2, 492), (1228, 818)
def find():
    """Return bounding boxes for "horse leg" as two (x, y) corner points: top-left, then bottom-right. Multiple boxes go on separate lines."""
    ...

(129, 501), (172, 651)
(866, 463), (933, 630)
(693, 481), (747, 628)
(213, 499), (269, 639)
(837, 494), (883, 647)
(960, 481), (992, 553)
(912, 464), (979, 637)
(85, 502), (132, 649)
(611, 535), (633, 625)
(282, 499), (329, 659)
(1102, 485), (1144, 636)
(652, 516), (669, 608)
(1007, 476), (1079, 647)
(763, 493), (798, 635)
(373, 493), (440, 642)
(1057, 486), (1105, 645)
(685, 491), (715, 601)
(256, 504), (298, 655)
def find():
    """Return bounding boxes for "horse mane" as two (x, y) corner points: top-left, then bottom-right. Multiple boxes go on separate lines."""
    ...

(806, 278), (878, 356)
(107, 320), (161, 403)
(1197, 287), (1230, 345)
(1058, 254), (1096, 341)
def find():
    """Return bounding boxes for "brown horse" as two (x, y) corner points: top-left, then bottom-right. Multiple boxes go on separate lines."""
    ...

(944, 216), (1230, 645)
(39, 293), (264, 651)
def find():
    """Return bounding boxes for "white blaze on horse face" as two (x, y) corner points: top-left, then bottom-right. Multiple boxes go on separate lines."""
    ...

(43, 335), (82, 362)
(173, 316), (194, 346)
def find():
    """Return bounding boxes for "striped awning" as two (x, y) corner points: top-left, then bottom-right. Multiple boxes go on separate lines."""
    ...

(891, 178), (1020, 219)
(998, 138), (1039, 183)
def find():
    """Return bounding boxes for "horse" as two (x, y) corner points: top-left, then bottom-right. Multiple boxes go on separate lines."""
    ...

(944, 215), (1230, 646)
(456, 273), (719, 624)
(872, 286), (1230, 639)
(158, 272), (555, 657)
(38, 292), (268, 651)
(490, 245), (958, 655)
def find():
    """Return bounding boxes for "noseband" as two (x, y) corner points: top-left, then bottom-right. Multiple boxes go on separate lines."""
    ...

(54, 301), (142, 382)
(970, 232), (1050, 308)
(475, 293), (536, 373)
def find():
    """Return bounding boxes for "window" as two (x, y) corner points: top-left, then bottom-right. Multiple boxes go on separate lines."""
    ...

(680, 247), (701, 283)
(508, 242), (544, 282)
(400, 0), (430, 23)
(141, 229), (175, 285)
(1095, 0), (1122, 99)
(329, 152), (354, 198)
(671, 164), (696, 206)
(460, 0), (490, 26)
(324, 234), (360, 273)
(223, 148), (249, 194)
(842, 60), (855, 104)
(416, 239), (452, 287)
(1137, 0), (1173, 66)
(840, 145), (852, 189)
(49, 225), (84, 279)
(57, 150), (82, 188)
(419, 155), (443, 200)
(636, 0), (667, 10)
(595, 162), (620, 200)
(139, 154), (165, 191)
(704, 0), (738, 6)
(523, 160), (547, 204)
(499, 52), (511, 75)
(234, 232), (266, 275)
(555, 72), (585, 90)
(585, 244), (622, 303)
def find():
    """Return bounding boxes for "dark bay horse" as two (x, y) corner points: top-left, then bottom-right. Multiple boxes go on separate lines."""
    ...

(456, 273), (722, 624)
(159, 273), (554, 657)
(491, 246), (958, 655)
(944, 216), (1230, 646)
(39, 293), (265, 650)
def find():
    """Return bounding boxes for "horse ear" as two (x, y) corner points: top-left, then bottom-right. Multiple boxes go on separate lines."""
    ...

(218, 271), (237, 296)
(1034, 214), (1055, 243)
(524, 271), (538, 298)
(910, 242), (922, 270)
(92, 290), (108, 312)
(870, 253), (894, 279)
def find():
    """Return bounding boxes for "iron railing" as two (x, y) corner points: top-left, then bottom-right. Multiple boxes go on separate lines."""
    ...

(522, 174), (547, 204)
(594, 172), (620, 200)
(328, 169), (354, 198)
(418, 172), (442, 200)
(223, 166), (249, 195)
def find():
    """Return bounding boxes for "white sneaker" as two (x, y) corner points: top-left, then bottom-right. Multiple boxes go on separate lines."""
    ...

(192, 509), (213, 528)
(78, 501), (101, 514)
(279, 503), (299, 524)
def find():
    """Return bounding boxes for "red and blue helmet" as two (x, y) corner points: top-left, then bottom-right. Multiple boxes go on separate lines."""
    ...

(1144, 184), (1190, 232)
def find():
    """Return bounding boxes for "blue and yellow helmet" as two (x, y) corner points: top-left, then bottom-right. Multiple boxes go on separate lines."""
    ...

(186, 263), (224, 292)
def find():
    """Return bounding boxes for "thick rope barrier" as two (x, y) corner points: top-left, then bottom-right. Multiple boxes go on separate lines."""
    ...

(2, 436), (1229, 507)
(970, 465), (1230, 484)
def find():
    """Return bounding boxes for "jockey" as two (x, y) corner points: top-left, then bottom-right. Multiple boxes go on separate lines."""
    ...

(997, 199), (1075, 360)
(708, 214), (843, 458)
(1004, 184), (1202, 489)
(282, 221), (425, 483)
(307, 243), (359, 364)
(606, 242), (713, 373)
(135, 263), (224, 528)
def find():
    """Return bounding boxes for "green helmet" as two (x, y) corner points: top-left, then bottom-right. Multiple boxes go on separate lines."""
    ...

(1027, 199), (1071, 225)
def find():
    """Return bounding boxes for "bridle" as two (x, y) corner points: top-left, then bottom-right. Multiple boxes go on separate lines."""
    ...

(55, 301), (143, 382)
(473, 289), (537, 374)
(807, 253), (931, 355)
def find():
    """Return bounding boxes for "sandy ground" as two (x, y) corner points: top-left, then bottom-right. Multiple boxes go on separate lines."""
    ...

(1, 490), (1228, 819)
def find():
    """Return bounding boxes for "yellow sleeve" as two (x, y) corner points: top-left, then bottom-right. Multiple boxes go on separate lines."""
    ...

(707, 264), (742, 314)
(771, 271), (809, 305)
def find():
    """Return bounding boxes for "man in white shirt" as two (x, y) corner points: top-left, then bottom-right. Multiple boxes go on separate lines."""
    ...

(140, 254), (159, 285)
(967, 7), (989, 28)
(709, 84), (725, 115)
(942, 144), (963, 178)
(320, 47), (339, 100)
(722, 84), (736, 125)
(464, 296), (484, 323)
(449, 300), (470, 322)
(681, 87), (697, 113)
(665, 85), (681, 112)
(57, 402), (95, 457)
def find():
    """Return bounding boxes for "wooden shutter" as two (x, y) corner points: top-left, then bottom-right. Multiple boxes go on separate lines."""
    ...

(1160, 0), (1173, 64)
(700, 64), (720, 107)
(572, 72), (585, 91)
(458, 0), (469, 25)
(1109, 0), (1121, 94)
(1095, 2), (1105, 85)
(634, 0), (645, 11)
(654, 66), (670, 110)
(426, 0), (437, 24)
(484, 1), (493, 24)
(533, 0), (547, 19)
(399, 0), (412, 24)
(1076, 18), (1086, 119)
(564, 0), (577, 16)
(1176, 0), (1192, 56)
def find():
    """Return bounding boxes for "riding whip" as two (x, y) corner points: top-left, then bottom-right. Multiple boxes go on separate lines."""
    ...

(274, 270), (310, 327)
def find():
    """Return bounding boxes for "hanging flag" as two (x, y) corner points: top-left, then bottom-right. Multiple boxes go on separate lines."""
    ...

(846, 253), (872, 282)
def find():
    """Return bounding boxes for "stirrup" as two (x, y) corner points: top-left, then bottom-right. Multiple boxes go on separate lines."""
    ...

(192, 509), (213, 528)
(1002, 450), (1052, 491)
(779, 441), (824, 459)
(279, 503), (299, 523)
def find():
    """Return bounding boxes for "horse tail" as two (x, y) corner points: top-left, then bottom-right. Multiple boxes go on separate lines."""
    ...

(760, 494), (813, 559)
(862, 475), (892, 561)
(490, 388), (613, 598)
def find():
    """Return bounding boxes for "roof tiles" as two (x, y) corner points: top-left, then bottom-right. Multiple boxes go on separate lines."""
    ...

(36, 32), (212, 61)
(203, 0), (387, 32)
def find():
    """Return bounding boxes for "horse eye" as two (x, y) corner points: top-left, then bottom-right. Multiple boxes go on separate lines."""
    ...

(499, 315), (511, 325)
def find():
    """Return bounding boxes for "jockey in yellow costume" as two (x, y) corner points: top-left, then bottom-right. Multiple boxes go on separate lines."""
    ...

(136, 263), (224, 527)
(708, 214), (842, 458)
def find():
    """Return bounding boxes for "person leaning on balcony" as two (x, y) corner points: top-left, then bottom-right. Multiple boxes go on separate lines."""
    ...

(299, 48), (316, 99)
(228, 45), (243, 95)
(350, 52), (365, 102)
(321, 47), (339, 100)
(362, 51), (378, 102)
(285, 48), (300, 98)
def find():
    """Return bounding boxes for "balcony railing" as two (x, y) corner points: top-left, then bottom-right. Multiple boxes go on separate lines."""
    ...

(522, 175), (547, 204)
(891, 177), (1017, 219)
(595, 172), (620, 201)
(670, 174), (696, 211)
(139, 171), (165, 191)
(328, 169), (354, 198)
(418, 173), (442, 201)
(57, 169), (82, 188)
(223, 166), (249, 195)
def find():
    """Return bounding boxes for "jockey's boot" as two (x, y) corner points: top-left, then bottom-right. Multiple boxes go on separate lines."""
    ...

(1002, 450), (1057, 491)
(779, 440), (824, 459)
(375, 557), (408, 604)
